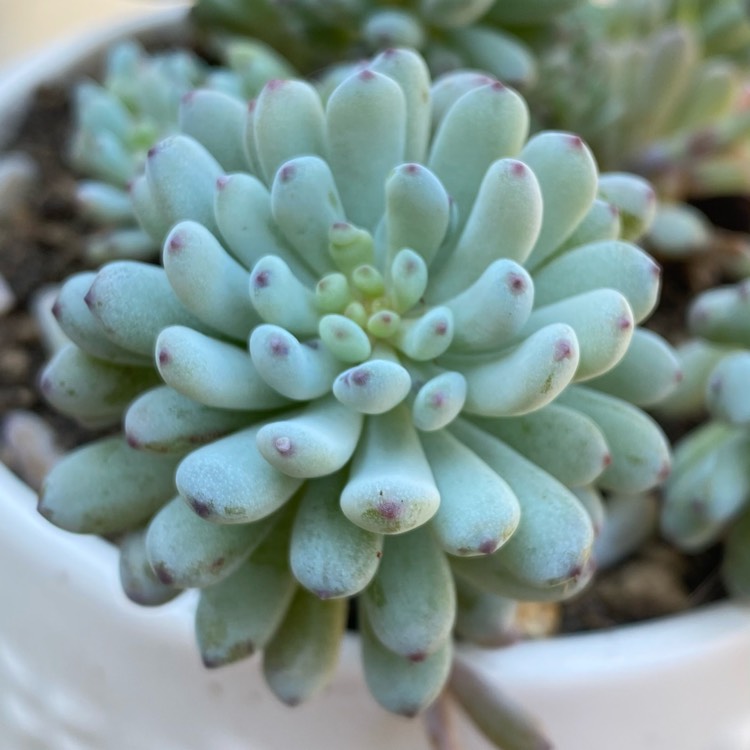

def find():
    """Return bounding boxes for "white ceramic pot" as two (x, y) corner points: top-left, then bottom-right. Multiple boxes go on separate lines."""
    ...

(2, 13), (750, 750)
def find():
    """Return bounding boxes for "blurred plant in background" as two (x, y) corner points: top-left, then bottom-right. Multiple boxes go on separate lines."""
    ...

(70, 37), (296, 262)
(659, 277), (750, 600)
(533, 0), (750, 272)
(190, 0), (587, 86)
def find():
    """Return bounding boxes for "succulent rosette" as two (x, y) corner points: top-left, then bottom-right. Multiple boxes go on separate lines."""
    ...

(71, 39), (295, 262)
(593, 0), (750, 63)
(191, 0), (587, 89)
(659, 279), (750, 598)
(40, 49), (674, 722)
(534, 0), (750, 268)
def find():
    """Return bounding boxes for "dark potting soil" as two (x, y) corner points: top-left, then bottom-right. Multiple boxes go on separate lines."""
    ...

(0, 86), (102, 453)
(0, 84), (727, 637)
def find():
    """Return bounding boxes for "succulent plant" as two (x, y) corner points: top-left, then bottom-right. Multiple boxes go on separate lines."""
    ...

(190, 0), (587, 88)
(39, 47), (675, 741)
(71, 38), (294, 262)
(599, 0), (750, 63)
(533, 0), (750, 268)
(659, 278), (750, 598)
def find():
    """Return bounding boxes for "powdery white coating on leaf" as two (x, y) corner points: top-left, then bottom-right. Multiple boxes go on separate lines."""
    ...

(175, 426), (303, 523)
(256, 396), (364, 476)
(333, 360), (412, 414)
(290, 474), (383, 599)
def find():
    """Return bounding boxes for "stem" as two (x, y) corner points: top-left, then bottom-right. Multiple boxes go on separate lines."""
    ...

(424, 690), (463, 750)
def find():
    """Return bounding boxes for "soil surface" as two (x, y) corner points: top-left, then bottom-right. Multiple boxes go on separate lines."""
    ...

(0, 86), (103, 453)
(0, 82), (727, 636)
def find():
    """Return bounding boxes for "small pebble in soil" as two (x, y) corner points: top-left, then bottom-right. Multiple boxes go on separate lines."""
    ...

(0, 347), (32, 379)
(1, 410), (63, 491)
(0, 152), (39, 220)
(513, 603), (562, 639)
(0, 273), (15, 315)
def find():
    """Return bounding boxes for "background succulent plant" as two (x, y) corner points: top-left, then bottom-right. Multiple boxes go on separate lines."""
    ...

(39, 43), (678, 743)
(533, 0), (750, 269)
(190, 0), (587, 88)
(71, 37), (295, 262)
(658, 277), (750, 599)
